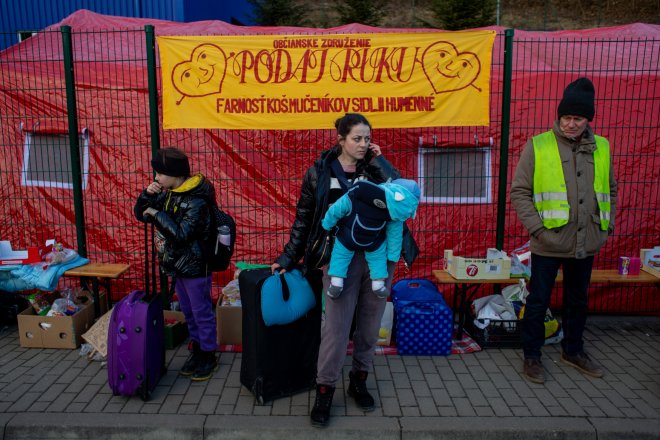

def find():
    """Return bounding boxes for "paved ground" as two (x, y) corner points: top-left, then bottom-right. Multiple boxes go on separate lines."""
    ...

(0, 315), (658, 440)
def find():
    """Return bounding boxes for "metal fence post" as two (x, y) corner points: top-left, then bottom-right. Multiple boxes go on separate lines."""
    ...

(145, 25), (169, 301)
(61, 25), (87, 258)
(495, 28), (514, 251)
(145, 25), (161, 157)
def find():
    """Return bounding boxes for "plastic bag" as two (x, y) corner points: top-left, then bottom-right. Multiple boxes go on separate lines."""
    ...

(472, 294), (517, 329)
(517, 305), (563, 345)
(47, 298), (79, 316)
(501, 279), (529, 304)
(377, 302), (393, 346)
(221, 279), (241, 306)
(510, 241), (531, 278)
(42, 242), (78, 266)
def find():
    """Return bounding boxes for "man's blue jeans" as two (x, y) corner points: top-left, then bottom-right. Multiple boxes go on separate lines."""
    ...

(522, 254), (594, 360)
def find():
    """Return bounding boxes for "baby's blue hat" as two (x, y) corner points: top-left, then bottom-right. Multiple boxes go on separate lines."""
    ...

(392, 178), (420, 199)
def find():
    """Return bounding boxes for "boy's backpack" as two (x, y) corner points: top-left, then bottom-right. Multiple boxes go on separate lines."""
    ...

(207, 204), (236, 272)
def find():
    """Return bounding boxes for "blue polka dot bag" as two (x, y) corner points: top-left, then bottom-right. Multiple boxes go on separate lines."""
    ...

(392, 279), (453, 356)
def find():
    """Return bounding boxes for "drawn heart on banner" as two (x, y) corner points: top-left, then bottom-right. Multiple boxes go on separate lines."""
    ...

(172, 44), (228, 104)
(421, 41), (482, 94)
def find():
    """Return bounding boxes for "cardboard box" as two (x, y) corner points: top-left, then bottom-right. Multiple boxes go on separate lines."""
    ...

(164, 310), (188, 350)
(76, 290), (107, 316)
(216, 293), (242, 345)
(0, 241), (40, 265)
(640, 247), (660, 278)
(18, 302), (94, 349)
(444, 249), (511, 280)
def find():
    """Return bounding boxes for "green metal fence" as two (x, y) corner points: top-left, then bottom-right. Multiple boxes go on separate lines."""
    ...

(0, 26), (657, 313)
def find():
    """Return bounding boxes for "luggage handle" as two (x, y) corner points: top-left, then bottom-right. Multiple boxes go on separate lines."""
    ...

(399, 303), (437, 315)
(276, 270), (290, 302)
(143, 222), (158, 300)
(124, 289), (146, 304)
(404, 279), (436, 290)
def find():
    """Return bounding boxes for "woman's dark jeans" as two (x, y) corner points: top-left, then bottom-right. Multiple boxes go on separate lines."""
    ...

(522, 254), (594, 360)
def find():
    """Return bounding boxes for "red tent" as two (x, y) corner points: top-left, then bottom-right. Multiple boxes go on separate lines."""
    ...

(1, 10), (658, 312)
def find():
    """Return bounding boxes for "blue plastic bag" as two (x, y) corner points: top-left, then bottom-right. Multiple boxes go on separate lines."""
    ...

(261, 269), (316, 326)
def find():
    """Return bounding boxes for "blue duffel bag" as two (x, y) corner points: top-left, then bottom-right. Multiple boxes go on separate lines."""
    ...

(392, 278), (453, 356)
(261, 269), (316, 326)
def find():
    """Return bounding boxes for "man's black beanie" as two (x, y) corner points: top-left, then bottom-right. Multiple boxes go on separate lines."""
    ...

(557, 77), (595, 121)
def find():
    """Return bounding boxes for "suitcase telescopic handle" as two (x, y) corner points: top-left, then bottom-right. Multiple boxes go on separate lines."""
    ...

(144, 222), (158, 299)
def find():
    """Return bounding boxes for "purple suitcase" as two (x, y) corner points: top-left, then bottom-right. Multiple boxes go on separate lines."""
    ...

(107, 224), (165, 400)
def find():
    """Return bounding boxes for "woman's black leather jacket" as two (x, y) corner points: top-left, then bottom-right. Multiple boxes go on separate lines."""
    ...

(275, 145), (419, 273)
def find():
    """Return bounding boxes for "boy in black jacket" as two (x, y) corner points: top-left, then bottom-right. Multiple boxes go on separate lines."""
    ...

(134, 147), (218, 381)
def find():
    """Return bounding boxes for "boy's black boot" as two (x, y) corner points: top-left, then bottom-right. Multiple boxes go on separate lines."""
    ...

(191, 350), (218, 381)
(180, 341), (201, 376)
(310, 384), (335, 427)
(347, 370), (375, 411)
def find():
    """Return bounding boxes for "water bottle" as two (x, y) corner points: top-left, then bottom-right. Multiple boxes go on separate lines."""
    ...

(218, 225), (231, 246)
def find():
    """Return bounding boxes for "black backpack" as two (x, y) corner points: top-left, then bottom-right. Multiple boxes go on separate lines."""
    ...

(206, 204), (236, 272)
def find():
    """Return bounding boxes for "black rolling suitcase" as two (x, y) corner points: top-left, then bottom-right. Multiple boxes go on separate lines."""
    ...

(239, 267), (322, 404)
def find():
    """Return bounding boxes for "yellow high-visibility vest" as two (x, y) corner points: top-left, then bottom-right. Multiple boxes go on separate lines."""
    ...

(532, 131), (611, 231)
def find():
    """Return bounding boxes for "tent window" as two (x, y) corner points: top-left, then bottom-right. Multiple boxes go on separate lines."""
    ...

(418, 147), (492, 204)
(21, 130), (89, 190)
(17, 31), (37, 42)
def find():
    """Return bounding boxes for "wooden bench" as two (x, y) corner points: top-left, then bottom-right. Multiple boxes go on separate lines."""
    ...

(432, 269), (659, 339)
(64, 263), (130, 317)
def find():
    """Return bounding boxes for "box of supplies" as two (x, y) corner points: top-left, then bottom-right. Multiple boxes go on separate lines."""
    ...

(640, 247), (660, 278)
(18, 302), (94, 349)
(216, 293), (242, 346)
(444, 249), (511, 280)
(164, 310), (188, 350)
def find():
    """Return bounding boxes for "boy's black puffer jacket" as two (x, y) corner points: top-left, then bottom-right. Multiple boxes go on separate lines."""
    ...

(134, 174), (215, 278)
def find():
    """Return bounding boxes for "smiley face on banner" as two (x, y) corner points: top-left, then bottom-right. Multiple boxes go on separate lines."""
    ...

(421, 41), (482, 94)
(171, 44), (228, 104)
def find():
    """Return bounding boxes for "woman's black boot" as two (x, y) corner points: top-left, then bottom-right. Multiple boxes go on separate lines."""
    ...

(348, 370), (375, 411)
(310, 384), (335, 427)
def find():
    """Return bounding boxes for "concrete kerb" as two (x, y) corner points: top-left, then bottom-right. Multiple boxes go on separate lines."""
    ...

(2, 413), (660, 440)
(206, 415), (400, 440)
(590, 418), (660, 440)
(4, 413), (205, 440)
(0, 414), (13, 440)
(401, 417), (596, 440)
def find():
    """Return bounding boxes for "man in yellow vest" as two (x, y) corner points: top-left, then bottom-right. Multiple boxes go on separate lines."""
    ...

(510, 77), (617, 384)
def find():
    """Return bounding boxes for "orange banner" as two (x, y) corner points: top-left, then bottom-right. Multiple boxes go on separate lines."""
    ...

(158, 31), (495, 129)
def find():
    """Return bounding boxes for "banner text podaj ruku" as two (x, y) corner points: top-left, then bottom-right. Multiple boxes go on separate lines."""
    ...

(158, 32), (495, 130)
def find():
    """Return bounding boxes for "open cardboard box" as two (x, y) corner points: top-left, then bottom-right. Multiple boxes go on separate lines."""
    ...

(216, 293), (242, 346)
(164, 310), (188, 349)
(444, 249), (512, 280)
(640, 247), (660, 278)
(18, 301), (94, 349)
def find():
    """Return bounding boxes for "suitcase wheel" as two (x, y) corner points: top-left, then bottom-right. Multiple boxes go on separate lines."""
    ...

(139, 372), (150, 401)
(253, 378), (264, 406)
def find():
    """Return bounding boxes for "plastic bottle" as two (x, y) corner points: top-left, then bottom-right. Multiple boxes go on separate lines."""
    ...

(218, 225), (231, 246)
